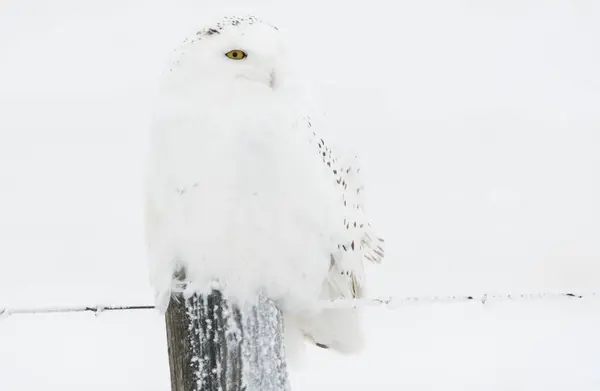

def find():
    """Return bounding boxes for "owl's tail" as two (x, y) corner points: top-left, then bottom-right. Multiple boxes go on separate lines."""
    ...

(282, 306), (365, 366)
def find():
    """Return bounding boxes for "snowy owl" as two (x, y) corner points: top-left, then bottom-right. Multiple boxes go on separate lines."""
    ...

(144, 15), (384, 355)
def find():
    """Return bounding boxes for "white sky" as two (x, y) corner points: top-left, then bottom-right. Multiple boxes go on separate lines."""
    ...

(0, 1), (599, 389)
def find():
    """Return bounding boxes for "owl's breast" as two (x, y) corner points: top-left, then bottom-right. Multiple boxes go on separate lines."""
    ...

(147, 111), (344, 306)
(168, 117), (341, 238)
(147, 80), (344, 307)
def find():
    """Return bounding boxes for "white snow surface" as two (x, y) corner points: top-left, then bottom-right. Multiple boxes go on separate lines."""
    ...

(1, 0), (600, 390)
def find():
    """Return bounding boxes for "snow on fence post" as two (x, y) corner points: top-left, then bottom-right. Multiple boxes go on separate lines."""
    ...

(165, 289), (290, 391)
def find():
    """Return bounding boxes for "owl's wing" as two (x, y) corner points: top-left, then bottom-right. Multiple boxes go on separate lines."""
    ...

(305, 117), (385, 300)
(286, 117), (385, 355)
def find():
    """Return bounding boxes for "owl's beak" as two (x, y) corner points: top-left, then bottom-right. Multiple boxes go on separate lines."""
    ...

(268, 70), (276, 89)
(237, 70), (276, 89)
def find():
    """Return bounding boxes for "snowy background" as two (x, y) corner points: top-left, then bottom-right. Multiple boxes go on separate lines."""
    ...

(1, 0), (599, 389)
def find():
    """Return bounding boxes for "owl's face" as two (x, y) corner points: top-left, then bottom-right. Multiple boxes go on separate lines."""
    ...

(167, 16), (285, 94)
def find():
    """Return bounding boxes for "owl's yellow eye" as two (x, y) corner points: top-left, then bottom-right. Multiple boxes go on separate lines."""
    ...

(225, 50), (247, 60)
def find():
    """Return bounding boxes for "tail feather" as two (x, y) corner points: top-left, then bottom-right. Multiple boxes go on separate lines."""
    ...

(283, 307), (364, 365)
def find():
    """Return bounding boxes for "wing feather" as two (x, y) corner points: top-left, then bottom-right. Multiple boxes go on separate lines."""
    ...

(304, 116), (385, 300)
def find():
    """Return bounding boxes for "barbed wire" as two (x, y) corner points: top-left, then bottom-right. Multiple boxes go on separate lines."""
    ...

(1, 291), (597, 318)
(324, 291), (597, 309)
(0, 305), (154, 318)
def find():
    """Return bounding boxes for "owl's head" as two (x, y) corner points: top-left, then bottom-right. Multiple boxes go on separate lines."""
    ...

(164, 16), (286, 96)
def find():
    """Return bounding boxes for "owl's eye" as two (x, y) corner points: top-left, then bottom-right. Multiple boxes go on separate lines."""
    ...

(225, 50), (247, 60)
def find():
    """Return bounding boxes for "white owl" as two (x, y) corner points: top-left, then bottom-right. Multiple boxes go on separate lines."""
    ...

(144, 15), (384, 355)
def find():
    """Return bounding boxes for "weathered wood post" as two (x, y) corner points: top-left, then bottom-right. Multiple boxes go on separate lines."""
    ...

(165, 290), (290, 391)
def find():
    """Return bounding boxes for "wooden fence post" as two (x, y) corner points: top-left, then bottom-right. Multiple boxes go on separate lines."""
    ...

(165, 290), (290, 391)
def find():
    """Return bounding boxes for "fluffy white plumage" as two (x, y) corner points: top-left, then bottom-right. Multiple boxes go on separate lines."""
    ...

(144, 15), (384, 356)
